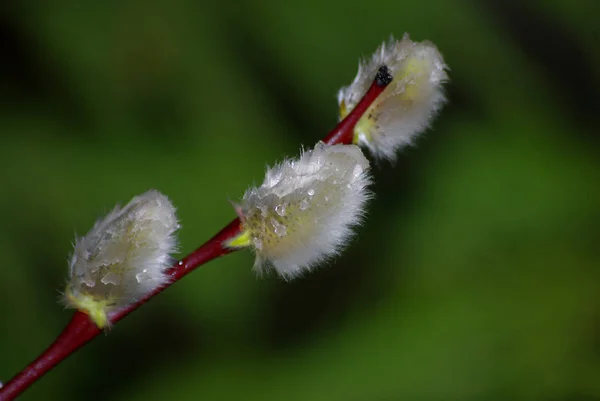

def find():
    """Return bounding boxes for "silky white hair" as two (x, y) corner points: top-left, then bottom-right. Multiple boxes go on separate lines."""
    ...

(237, 143), (372, 280)
(338, 34), (449, 160)
(65, 190), (179, 313)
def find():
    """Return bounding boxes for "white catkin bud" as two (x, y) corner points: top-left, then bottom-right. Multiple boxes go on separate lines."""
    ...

(227, 142), (372, 280)
(337, 33), (449, 160)
(63, 189), (179, 328)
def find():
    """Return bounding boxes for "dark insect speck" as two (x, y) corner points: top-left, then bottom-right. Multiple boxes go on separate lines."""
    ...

(376, 66), (393, 87)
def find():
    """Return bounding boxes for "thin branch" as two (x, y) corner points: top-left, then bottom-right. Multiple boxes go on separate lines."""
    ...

(0, 77), (388, 401)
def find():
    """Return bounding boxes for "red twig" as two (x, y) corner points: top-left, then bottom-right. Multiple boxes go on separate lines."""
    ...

(323, 78), (387, 145)
(0, 77), (388, 401)
(0, 219), (241, 401)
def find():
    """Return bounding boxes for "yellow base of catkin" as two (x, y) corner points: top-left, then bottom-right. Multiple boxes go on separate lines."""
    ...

(338, 34), (449, 160)
(64, 287), (111, 328)
(227, 142), (372, 279)
(63, 190), (180, 329)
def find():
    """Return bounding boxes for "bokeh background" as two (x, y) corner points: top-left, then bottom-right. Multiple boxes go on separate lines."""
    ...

(1, 0), (600, 400)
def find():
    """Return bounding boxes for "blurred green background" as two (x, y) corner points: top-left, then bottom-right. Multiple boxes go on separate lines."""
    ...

(1, 0), (600, 400)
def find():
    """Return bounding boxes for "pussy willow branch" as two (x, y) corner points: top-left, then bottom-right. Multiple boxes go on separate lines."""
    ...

(0, 73), (389, 401)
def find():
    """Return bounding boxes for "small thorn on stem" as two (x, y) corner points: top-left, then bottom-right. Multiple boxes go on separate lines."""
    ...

(376, 66), (393, 87)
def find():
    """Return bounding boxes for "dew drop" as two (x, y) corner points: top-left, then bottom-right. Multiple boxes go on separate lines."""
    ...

(353, 164), (364, 177)
(102, 271), (122, 285)
(299, 199), (310, 210)
(135, 269), (152, 283)
(82, 275), (96, 287)
(275, 204), (286, 216)
(307, 189), (315, 196)
(324, 196), (329, 202)
(271, 218), (288, 237)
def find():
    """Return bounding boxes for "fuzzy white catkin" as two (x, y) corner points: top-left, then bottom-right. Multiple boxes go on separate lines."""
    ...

(337, 34), (449, 160)
(232, 142), (372, 279)
(64, 190), (179, 325)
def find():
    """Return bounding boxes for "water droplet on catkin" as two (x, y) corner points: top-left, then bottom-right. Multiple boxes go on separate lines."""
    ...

(299, 199), (310, 210)
(102, 272), (121, 285)
(270, 218), (287, 237)
(135, 269), (152, 283)
(275, 204), (286, 216)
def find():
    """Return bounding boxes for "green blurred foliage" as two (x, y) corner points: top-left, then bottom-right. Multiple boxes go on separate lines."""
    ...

(1, 0), (599, 400)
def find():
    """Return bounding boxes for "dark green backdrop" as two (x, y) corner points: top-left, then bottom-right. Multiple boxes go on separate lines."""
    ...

(1, 0), (599, 400)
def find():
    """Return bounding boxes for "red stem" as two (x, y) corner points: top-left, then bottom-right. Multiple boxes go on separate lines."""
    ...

(110, 218), (241, 322)
(0, 312), (97, 401)
(0, 78), (387, 401)
(323, 80), (385, 145)
(0, 219), (241, 401)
